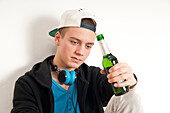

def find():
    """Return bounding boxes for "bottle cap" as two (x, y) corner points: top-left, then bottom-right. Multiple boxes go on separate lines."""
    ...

(97, 34), (104, 41)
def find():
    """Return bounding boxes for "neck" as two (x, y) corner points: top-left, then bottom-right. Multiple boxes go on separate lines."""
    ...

(53, 55), (75, 71)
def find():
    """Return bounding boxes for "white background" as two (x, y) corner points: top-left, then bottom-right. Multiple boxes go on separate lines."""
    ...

(0, 0), (170, 113)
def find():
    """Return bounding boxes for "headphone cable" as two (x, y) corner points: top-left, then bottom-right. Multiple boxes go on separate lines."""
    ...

(71, 81), (77, 113)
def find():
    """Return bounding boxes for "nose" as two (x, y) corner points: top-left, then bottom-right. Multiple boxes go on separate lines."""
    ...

(75, 45), (84, 56)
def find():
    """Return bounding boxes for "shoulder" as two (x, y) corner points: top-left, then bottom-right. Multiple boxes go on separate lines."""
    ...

(14, 71), (34, 88)
(79, 63), (103, 80)
(79, 63), (101, 74)
(16, 55), (54, 85)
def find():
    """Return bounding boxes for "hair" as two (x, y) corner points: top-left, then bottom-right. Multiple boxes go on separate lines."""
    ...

(58, 18), (96, 37)
(81, 18), (96, 28)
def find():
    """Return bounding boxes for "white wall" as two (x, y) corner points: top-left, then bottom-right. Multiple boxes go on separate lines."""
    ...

(0, 0), (170, 113)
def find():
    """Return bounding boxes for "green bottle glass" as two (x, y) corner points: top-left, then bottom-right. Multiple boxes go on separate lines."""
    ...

(97, 34), (129, 96)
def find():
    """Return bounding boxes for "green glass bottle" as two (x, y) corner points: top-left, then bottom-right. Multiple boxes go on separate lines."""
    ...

(97, 34), (129, 96)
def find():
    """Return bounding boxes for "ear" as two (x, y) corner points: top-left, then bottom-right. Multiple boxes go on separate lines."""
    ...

(54, 31), (61, 46)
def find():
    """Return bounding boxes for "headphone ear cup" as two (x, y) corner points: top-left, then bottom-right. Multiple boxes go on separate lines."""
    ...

(58, 69), (71, 84)
(70, 71), (76, 85)
(58, 69), (76, 85)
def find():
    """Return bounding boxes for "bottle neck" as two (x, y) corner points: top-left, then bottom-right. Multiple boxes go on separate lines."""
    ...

(98, 39), (111, 56)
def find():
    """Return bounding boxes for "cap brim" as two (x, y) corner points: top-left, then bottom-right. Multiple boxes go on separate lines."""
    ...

(49, 28), (58, 37)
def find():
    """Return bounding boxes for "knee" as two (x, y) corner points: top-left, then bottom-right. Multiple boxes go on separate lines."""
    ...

(124, 91), (141, 104)
(105, 91), (144, 113)
(119, 91), (144, 113)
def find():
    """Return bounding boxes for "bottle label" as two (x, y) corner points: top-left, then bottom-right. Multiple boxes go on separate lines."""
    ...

(117, 80), (125, 83)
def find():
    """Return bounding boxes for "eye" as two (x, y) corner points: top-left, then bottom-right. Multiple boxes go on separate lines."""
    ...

(71, 41), (78, 45)
(86, 45), (92, 49)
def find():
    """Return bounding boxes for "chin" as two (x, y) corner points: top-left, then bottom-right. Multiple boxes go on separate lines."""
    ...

(70, 62), (83, 69)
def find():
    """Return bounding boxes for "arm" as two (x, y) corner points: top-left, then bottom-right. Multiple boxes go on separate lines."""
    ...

(11, 77), (39, 113)
(94, 69), (114, 106)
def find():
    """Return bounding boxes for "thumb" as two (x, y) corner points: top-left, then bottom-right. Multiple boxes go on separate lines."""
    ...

(100, 69), (106, 74)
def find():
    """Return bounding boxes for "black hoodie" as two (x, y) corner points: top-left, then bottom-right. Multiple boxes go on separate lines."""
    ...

(11, 55), (114, 113)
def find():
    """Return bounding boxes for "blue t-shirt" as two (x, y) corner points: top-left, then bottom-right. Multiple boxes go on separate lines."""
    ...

(51, 78), (81, 113)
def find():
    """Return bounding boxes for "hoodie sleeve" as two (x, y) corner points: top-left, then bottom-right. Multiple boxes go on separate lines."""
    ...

(89, 66), (114, 107)
(11, 76), (40, 113)
(97, 73), (114, 106)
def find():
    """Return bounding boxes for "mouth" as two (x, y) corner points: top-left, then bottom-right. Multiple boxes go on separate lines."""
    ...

(71, 57), (82, 62)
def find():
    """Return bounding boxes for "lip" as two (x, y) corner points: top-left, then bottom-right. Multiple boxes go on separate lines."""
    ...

(71, 57), (82, 62)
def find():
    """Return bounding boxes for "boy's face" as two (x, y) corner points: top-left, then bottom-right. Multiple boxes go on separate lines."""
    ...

(55, 27), (96, 70)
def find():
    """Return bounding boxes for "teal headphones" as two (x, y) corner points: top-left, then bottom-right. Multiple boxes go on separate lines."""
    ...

(50, 59), (79, 85)
(58, 69), (76, 85)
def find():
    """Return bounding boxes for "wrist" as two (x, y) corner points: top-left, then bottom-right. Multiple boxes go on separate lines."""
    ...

(129, 73), (138, 90)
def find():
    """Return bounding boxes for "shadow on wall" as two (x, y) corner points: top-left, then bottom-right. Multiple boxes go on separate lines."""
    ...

(0, 15), (59, 113)
(27, 15), (59, 64)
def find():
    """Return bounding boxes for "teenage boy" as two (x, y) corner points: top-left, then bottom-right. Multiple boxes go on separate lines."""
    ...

(11, 9), (143, 113)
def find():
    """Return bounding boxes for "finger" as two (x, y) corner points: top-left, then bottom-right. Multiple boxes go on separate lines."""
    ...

(108, 66), (132, 78)
(114, 77), (133, 87)
(108, 73), (131, 83)
(109, 63), (128, 73)
(107, 73), (131, 83)
(114, 80), (129, 87)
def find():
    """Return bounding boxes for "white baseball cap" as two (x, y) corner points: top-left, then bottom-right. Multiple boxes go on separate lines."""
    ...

(49, 9), (97, 37)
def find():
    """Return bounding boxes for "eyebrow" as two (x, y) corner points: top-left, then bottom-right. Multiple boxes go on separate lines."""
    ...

(70, 37), (94, 45)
